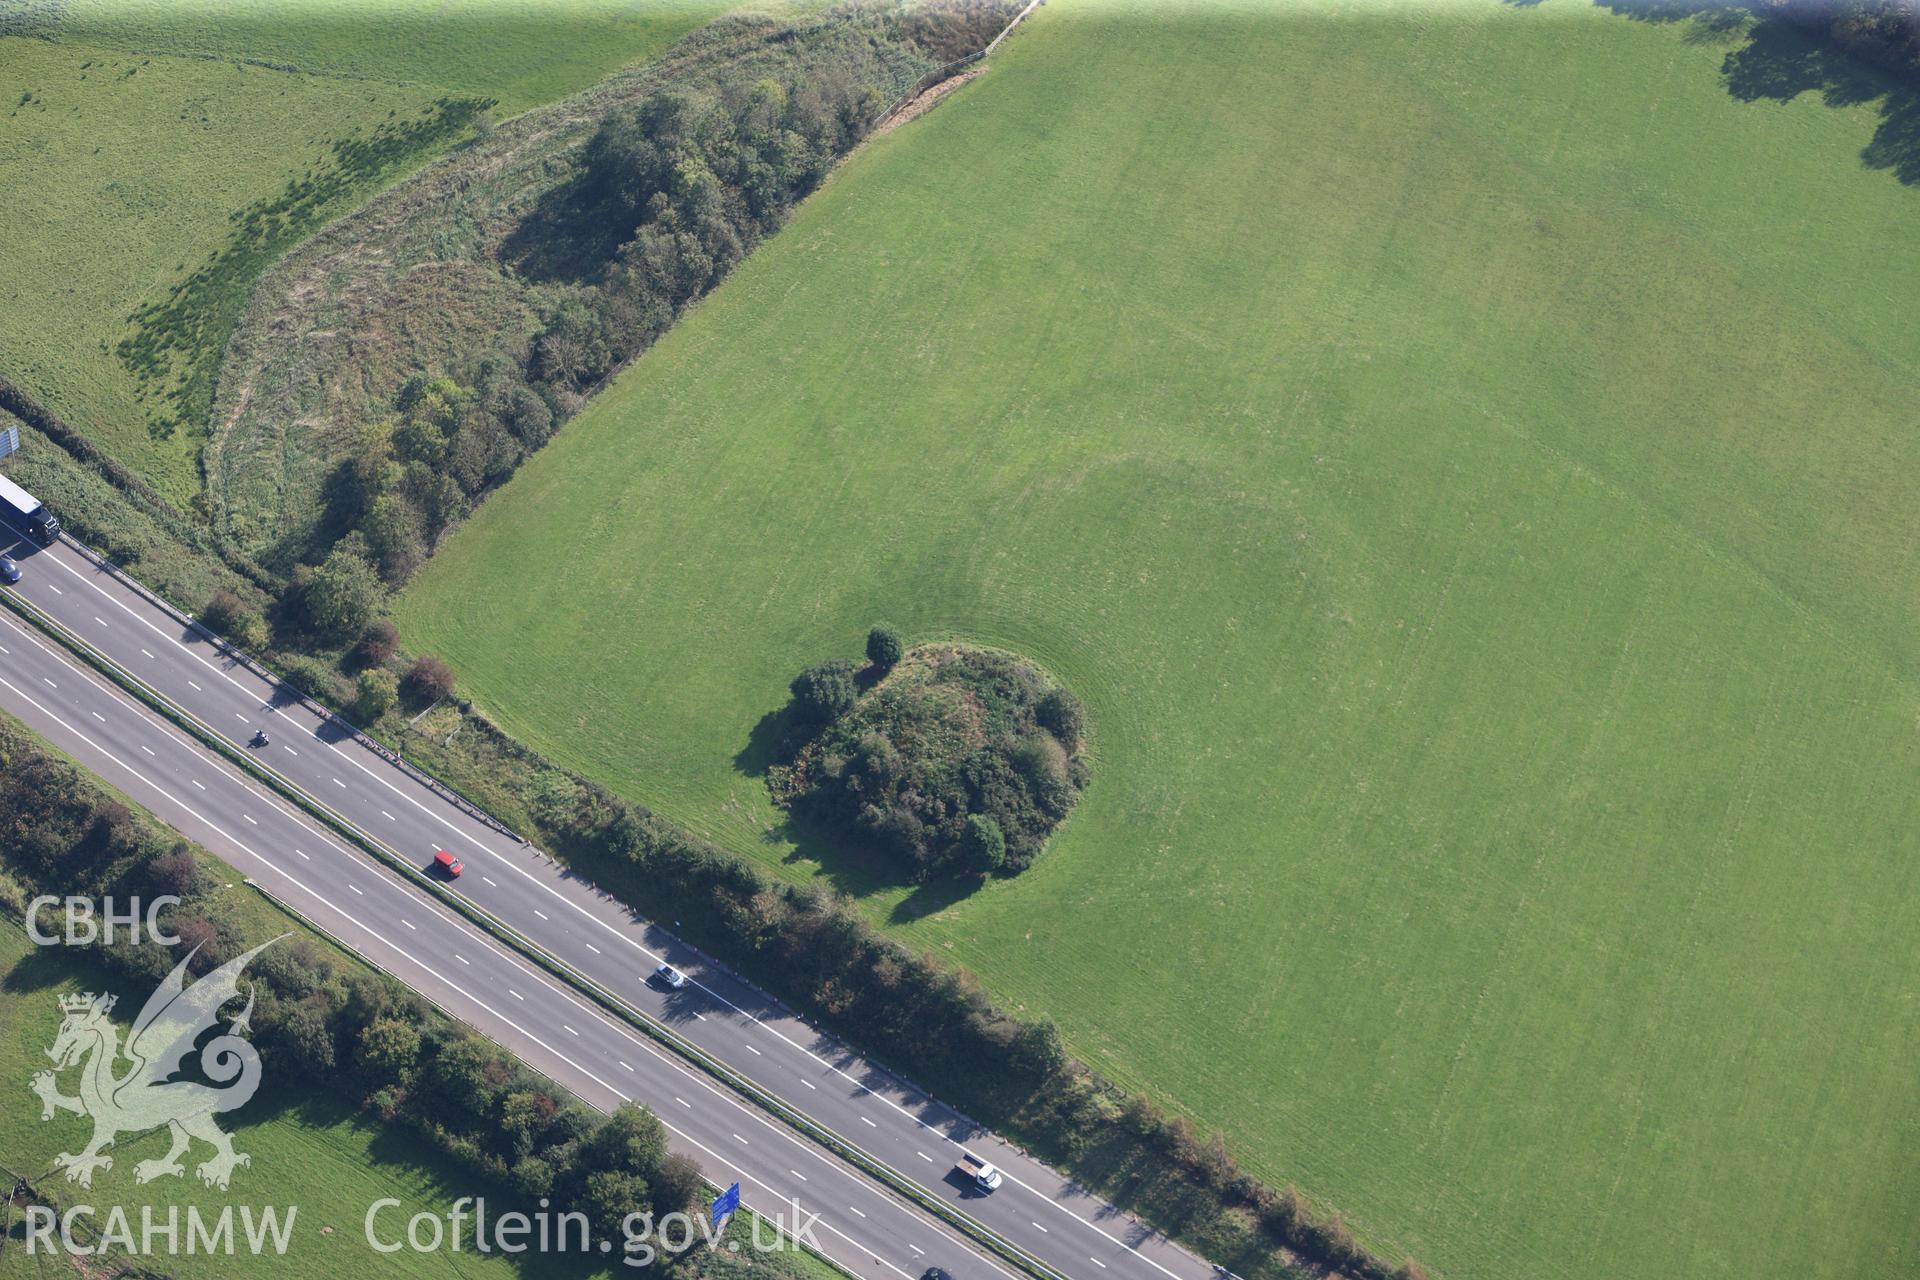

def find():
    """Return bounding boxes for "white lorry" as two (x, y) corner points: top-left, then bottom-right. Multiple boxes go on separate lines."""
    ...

(955, 1151), (1003, 1192)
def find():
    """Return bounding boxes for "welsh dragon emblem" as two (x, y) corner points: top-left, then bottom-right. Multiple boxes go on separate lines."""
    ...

(30, 938), (283, 1190)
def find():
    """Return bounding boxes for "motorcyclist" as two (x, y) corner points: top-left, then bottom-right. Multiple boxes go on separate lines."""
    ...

(250, 728), (270, 748)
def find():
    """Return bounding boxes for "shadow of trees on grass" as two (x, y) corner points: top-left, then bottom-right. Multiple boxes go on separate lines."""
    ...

(1719, 14), (1920, 182)
(1553, 2), (1920, 184)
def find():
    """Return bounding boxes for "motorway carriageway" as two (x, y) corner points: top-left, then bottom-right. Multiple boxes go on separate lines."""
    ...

(0, 534), (1211, 1280)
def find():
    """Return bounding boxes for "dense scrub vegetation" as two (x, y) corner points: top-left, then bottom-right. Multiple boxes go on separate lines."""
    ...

(212, 1), (1019, 619)
(0, 716), (704, 1245)
(774, 644), (1089, 880)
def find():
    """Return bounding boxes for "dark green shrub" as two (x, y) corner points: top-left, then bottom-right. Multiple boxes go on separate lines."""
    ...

(1036, 687), (1086, 748)
(960, 813), (1006, 874)
(506, 386), (553, 446)
(866, 623), (904, 671)
(789, 659), (858, 723)
(200, 589), (266, 649)
(292, 547), (383, 641)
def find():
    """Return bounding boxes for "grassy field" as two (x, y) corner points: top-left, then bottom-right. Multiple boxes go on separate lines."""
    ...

(0, 37), (429, 498)
(0, 1), (731, 501)
(46, 0), (740, 116)
(401, 2), (1920, 1278)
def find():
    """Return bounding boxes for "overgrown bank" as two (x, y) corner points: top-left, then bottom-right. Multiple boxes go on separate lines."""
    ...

(205, 1), (1017, 594)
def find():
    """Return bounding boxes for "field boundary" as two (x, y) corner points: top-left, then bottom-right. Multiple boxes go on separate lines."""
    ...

(239, 877), (861, 1280)
(874, 0), (1044, 129)
(0, 578), (1073, 1280)
(56, 531), (529, 845)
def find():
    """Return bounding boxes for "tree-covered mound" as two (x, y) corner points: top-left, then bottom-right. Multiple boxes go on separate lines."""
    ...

(775, 641), (1088, 881)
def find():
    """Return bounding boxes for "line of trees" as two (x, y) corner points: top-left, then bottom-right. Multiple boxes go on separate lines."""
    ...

(0, 719), (700, 1246)
(508, 728), (1427, 1280)
(294, 2), (1023, 615)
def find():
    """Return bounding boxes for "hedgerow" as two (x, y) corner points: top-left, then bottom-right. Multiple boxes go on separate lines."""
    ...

(0, 714), (700, 1245)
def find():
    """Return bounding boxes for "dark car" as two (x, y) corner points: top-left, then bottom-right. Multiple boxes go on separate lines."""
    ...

(0, 555), (19, 584)
(921, 1269), (955, 1280)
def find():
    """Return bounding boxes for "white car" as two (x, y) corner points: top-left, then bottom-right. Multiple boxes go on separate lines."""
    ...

(956, 1152), (1003, 1191)
(653, 963), (688, 990)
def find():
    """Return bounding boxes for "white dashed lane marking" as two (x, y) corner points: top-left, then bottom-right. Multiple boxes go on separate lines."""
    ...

(191, 779), (205, 790)
(400, 919), (416, 930)
(349, 885), (363, 896)
(14, 557), (1135, 1280)
(187, 679), (200, 690)
(860, 1117), (877, 1128)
